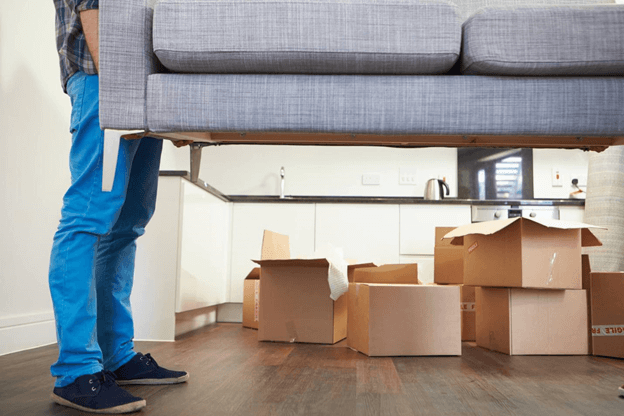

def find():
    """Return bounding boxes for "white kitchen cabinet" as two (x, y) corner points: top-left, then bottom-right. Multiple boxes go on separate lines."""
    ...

(400, 255), (435, 284)
(559, 205), (585, 223)
(400, 205), (471, 255)
(315, 204), (400, 265)
(229, 203), (316, 303)
(133, 176), (232, 341)
(177, 180), (231, 313)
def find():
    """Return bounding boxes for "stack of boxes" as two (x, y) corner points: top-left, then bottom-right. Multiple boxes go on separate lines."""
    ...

(440, 217), (603, 355)
(243, 218), (618, 359)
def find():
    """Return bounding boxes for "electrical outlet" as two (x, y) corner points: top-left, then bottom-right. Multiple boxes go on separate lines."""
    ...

(362, 173), (381, 185)
(552, 167), (563, 187)
(399, 167), (418, 185)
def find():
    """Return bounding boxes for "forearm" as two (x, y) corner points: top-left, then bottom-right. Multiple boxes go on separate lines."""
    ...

(80, 9), (99, 72)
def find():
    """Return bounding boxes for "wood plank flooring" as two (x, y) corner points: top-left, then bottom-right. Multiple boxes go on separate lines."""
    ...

(1, 323), (624, 416)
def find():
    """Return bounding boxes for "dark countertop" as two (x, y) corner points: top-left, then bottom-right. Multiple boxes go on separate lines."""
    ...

(160, 171), (585, 206)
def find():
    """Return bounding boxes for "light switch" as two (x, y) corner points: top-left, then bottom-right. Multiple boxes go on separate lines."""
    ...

(552, 167), (563, 187)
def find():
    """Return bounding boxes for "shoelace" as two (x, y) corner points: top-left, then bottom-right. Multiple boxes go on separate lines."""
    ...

(87, 371), (118, 391)
(139, 353), (159, 368)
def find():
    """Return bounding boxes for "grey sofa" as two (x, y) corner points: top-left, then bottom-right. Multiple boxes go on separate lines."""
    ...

(99, 0), (624, 181)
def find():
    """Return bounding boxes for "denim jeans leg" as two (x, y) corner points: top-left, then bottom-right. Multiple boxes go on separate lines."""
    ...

(96, 137), (163, 372)
(48, 73), (142, 388)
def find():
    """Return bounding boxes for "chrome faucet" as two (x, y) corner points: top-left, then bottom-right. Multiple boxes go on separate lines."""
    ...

(280, 167), (285, 199)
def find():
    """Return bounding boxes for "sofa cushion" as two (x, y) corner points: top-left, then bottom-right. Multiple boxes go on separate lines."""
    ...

(461, 5), (624, 75)
(152, 0), (462, 75)
(146, 74), (624, 136)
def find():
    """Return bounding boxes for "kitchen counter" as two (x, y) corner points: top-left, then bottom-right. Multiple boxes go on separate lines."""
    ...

(159, 171), (585, 206)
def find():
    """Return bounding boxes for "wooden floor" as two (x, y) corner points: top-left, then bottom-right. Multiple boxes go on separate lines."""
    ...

(2, 323), (624, 416)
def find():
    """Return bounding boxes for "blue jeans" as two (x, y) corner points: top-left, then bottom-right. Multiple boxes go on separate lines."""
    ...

(48, 72), (163, 388)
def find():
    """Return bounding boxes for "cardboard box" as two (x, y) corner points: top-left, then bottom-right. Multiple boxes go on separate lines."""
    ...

(444, 218), (603, 289)
(242, 268), (260, 330)
(581, 255), (593, 354)
(434, 227), (464, 284)
(253, 230), (370, 344)
(352, 264), (420, 285)
(476, 287), (589, 355)
(461, 285), (476, 342)
(590, 271), (624, 359)
(348, 283), (461, 356)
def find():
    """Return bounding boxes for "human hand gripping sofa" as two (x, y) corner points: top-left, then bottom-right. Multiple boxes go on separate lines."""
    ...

(99, 0), (624, 182)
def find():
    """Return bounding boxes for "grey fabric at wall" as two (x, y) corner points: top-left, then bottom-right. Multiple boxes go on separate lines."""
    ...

(461, 5), (624, 75)
(152, 0), (462, 74)
(584, 147), (624, 273)
(146, 74), (624, 135)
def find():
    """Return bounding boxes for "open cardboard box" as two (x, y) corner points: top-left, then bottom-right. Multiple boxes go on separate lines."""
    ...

(347, 265), (461, 356)
(444, 217), (603, 289)
(590, 271), (624, 359)
(253, 230), (372, 344)
(434, 226), (464, 285)
(476, 287), (588, 355)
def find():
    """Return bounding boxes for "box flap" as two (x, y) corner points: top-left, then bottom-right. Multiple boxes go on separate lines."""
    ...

(347, 263), (377, 283)
(353, 264), (420, 285)
(245, 267), (260, 280)
(581, 229), (602, 247)
(261, 230), (290, 260)
(444, 217), (605, 247)
(252, 258), (330, 268)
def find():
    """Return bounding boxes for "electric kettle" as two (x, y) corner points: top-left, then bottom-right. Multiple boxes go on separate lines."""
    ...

(424, 178), (450, 200)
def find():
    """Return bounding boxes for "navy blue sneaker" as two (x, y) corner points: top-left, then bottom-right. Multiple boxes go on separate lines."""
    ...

(113, 353), (189, 385)
(51, 371), (146, 414)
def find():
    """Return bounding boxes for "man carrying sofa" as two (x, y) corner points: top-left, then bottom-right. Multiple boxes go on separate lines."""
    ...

(50, 0), (189, 413)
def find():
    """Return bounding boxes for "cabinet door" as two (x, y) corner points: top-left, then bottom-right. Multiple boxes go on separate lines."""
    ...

(133, 177), (182, 341)
(400, 205), (471, 255)
(315, 204), (400, 265)
(176, 181), (232, 312)
(559, 206), (585, 223)
(229, 203), (316, 303)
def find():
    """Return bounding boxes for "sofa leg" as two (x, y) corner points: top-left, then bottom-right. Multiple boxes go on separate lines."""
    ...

(190, 143), (204, 183)
(102, 129), (121, 192)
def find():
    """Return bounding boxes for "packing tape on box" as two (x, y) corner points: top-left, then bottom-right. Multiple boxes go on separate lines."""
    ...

(592, 325), (624, 336)
(461, 302), (475, 312)
(286, 321), (298, 343)
(546, 252), (557, 286)
(314, 243), (349, 301)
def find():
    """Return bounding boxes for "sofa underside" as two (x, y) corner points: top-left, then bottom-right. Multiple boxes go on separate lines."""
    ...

(146, 74), (624, 141)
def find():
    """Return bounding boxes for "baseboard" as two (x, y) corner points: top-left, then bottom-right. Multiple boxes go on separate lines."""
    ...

(0, 318), (57, 356)
(175, 305), (218, 338)
(216, 303), (242, 323)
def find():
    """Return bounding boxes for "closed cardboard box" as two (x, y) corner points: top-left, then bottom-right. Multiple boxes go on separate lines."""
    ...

(445, 218), (603, 289)
(434, 227), (464, 284)
(476, 287), (588, 355)
(461, 285), (476, 342)
(590, 271), (624, 359)
(348, 283), (461, 356)
(242, 268), (260, 330)
(352, 264), (419, 285)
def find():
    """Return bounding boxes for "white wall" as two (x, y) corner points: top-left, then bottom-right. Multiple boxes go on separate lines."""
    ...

(533, 149), (589, 199)
(0, 2), (71, 355)
(162, 145), (589, 200)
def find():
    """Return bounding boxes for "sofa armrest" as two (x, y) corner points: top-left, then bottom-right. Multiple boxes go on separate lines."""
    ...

(100, 0), (161, 130)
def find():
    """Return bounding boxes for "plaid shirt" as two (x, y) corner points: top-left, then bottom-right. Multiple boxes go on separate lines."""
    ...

(54, 0), (99, 92)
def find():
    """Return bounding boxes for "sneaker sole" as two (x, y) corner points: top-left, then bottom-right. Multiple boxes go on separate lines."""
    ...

(51, 393), (146, 414)
(116, 373), (190, 386)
